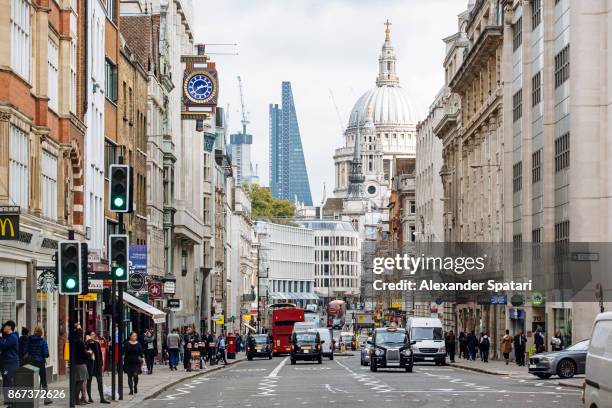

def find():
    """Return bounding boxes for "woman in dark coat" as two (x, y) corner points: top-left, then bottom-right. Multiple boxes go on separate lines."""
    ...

(86, 331), (109, 403)
(123, 332), (144, 395)
(72, 327), (92, 405)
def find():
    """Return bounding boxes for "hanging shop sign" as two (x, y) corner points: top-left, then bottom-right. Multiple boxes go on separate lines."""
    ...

(0, 206), (19, 240)
(148, 281), (163, 300)
(128, 272), (146, 292)
(167, 298), (181, 310)
(163, 280), (176, 295)
(531, 291), (544, 306)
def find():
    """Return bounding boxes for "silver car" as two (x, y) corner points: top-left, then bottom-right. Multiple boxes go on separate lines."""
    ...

(528, 339), (589, 379)
(360, 337), (372, 366)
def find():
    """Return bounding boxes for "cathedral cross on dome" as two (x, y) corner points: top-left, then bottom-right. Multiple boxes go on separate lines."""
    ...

(385, 19), (392, 40)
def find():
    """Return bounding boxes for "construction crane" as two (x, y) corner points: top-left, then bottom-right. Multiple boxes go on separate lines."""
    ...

(329, 89), (345, 135)
(237, 76), (250, 134)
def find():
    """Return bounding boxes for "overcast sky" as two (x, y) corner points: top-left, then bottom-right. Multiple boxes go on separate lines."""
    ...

(193, 0), (465, 204)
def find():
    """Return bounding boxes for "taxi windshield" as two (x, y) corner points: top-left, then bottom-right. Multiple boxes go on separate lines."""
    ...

(251, 335), (268, 344)
(376, 331), (406, 344)
(294, 333), (317, 343)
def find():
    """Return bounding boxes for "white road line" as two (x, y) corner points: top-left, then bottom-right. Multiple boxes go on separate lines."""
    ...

(268, 357), (288, 378)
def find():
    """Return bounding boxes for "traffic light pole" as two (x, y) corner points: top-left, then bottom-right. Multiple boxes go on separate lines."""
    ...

(111, 279), (116, 400)
(67, 229), (76, 408)
(117, 208), (125, 400)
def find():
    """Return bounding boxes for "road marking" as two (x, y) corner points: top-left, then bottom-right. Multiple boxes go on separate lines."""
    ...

(268, 357), (288, 378)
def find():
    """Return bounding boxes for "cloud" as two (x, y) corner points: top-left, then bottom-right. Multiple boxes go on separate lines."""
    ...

(194, 0), (464, 203)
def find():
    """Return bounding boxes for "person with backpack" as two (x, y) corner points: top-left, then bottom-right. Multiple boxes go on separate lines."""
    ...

(479, 332), (490, 363)
(501, 329), (513, 365)
(24, 326), (53, 405)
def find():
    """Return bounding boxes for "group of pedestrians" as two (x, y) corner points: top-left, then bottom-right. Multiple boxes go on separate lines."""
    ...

(456, 330), (491, 362)
(164, 327), (240, 371)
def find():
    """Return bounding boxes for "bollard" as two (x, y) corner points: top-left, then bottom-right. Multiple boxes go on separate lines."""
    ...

(13, 364), (40, 408)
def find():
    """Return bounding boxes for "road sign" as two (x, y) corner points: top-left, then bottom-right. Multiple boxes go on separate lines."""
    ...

(0, 206), (19, 240)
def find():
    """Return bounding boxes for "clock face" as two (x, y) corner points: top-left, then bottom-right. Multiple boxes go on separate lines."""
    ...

(186, 73), (214, 102)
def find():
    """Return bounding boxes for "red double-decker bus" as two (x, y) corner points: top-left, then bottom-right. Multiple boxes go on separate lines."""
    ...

(271, 303), (304, 355)
(327, 300), (346, 329)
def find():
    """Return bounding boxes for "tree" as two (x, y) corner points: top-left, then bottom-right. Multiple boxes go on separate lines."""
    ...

(245, 183), (294, 219)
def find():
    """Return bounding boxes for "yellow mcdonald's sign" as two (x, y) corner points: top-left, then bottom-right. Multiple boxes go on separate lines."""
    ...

(0, 208), (19, 240)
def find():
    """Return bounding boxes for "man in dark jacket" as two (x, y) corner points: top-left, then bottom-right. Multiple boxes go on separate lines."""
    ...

(466, 330), (478, 361)
(0, 320), (20, 403)
(458, 331), (466, 359)
(25, 326), (53, 405)
(86, 331), (109, 404)
(18, 327), (29, 365)
(513, 330), (527, 366)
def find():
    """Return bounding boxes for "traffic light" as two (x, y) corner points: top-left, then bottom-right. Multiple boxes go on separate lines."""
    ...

(109, 164), (132, 213)
(109, 234), (129, 282)
(81, 242), (89, 295)
(58, 241), (83, 295)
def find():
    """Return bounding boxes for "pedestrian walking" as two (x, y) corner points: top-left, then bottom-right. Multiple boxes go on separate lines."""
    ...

(501, 329), (513, 365)
(458, 330), (466, 359)
(534, 327), (545, 353)
(479, 332), (490, 363)
(198, 335), (207, 369)
(466, 330), (478, 360)
(183, 327), (198, 372)
(166, 329), (181, 370)
(551, 331), (563, 351)
(24, 326), (53, 405)
(218, 333), (228, 365)
(18, 327), (29, 366)
(142, 329), (156, 374)
(207, 332), (217, 365)
(0, 320), (19, 406)
(446, 330), (456, 363)
(236, 333), (243, 353)
(123, 332), (144, 395)
(513, 330), (527, 367)
(85, 331), (109, 404)
(72, 327), (92, 405)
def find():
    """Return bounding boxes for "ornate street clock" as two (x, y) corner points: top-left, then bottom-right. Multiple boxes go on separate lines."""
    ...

(183, 71), (217, 104)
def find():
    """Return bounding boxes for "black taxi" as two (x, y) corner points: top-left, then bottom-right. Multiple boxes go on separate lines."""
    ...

(246, 334), (273, 360)
(368, 326), (414, 372)
(290, 330), (323, 365)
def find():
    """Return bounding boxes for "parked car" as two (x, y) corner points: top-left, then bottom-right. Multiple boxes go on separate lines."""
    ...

(360, 337), (372, 366)
(528, 339), (589, 379)
(583, 311), (612, 408)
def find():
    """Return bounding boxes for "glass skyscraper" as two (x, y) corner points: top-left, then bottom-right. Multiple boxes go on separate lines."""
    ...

(269, 81), (313, 206)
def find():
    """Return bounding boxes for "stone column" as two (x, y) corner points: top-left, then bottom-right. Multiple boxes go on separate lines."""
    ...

(0, 112), (10, 201)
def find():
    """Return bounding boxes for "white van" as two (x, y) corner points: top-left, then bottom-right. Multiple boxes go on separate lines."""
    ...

(583, 311), (612, 408)
(406, 317), (446, 365)
(315, 328), (334, 360)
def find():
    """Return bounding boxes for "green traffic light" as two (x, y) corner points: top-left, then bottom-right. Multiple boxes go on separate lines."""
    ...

(66, 278), (77, 290)
(113, 196), (125, 208)
(115, 266), (125, 277)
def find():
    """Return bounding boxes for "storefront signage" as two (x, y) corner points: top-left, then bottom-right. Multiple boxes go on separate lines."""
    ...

(491, 294), (507, 305)
(0, 206), (19, 240)
(88, 280), (104, 291)
(128, 272), (146, 292)
(214, 314), (225, 325)
(509, 308), (525, 320)
(148, 282), (162, 299)
(78, 293), (97, 302)
(167, 298), (181, 309)
(531, 291), (544, 306)
(163, 280), (176, 295)
(36, 267), (57, 293)
(571, 252), (599, 262)
(129, 245), (147, 274)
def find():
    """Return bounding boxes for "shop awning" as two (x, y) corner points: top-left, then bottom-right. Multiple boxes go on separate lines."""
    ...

(123, 292), (166, 324)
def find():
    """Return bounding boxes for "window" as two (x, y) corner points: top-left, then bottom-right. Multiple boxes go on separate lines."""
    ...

(554, 132), (570, 172)
(409, 201), (416, 214)
(555, 220), (570, 244)
(104, 140), (117, 177)
(512, 17), (522, 51)
(512, 89), (523, 122)
(383, 159), (390, 180)
(555, 45), (570, 88)
(47, 39), (59, 112)
(10, 0), (31, 80)
(105, 59), (118, 102)
(532, 228), (542, 259)
(532, 71), (542, 106)
(513, 161), (522, 193)
(532, 0), (542, 29)
(41, 151), (58, 220)
(9, 125), (29, 208)
(106, 0), (116, 23)
(513, 234), (523, 264)
(70, 38), (77, 113)
(528, 150), (541, 185)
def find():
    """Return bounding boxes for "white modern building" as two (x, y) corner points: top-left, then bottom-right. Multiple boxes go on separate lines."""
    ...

(296, 220), (361, 305)
(256, 221), (317, 308)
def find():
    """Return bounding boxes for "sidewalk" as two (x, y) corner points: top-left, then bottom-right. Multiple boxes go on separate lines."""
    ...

(49, 353), (246, 407)
(450, 357), (584, 389)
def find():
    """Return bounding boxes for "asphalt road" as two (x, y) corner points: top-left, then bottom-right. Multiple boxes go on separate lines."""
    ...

(137, 354), (582, 408)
